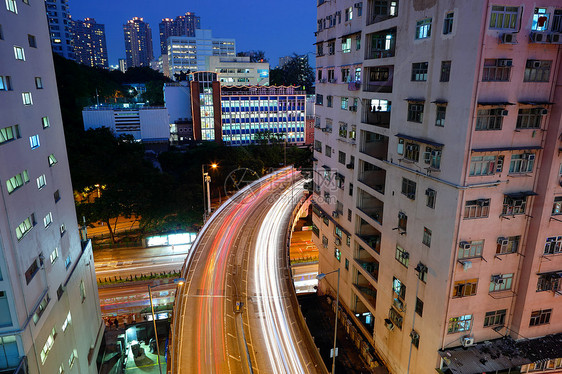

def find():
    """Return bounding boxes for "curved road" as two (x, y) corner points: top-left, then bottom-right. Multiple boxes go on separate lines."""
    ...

(171, 169), (324, 374)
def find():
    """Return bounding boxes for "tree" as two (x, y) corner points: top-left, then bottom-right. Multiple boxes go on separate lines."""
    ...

(269, 53), (315, 94)
(237, 50), (268, 63)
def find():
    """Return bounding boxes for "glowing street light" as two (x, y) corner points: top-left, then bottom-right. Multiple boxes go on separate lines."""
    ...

(202, 163), (218, 221)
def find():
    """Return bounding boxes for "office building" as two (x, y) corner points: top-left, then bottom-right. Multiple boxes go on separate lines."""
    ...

(159, 12), (201, 55)
(123, 17), (153, 68)
(167, 29), (235, 78)
(313, 1), (562, 373)
(45, 0), (74, 60)
(82, 104), (170, 144)
(208, 56), (270, 86)
(0, 2), (103, 373)
(72, 18), (108, 69)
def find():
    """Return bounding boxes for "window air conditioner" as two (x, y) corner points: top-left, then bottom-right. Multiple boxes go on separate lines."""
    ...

(477, 199), (488, 206)
(459, 241), (471, 250)
(500, 110), (509, 116)
(354, 2), (362, 8)
(407, 192), (415, 199)
(530, 32), (548, 43)
(461, 337), (475, 347)
(349, 105), (357, 112)
(501, 33), (517, 44)
(346, 163), (354, 169)
(497, 59), (513, 67)
(539, 108), (548, 115)
(332, 211), (340, 218)
(548, 32), (562, 44)
(402, 251), (410, 259)
(497, 237), (509, 246)
(524, 153), (535, 161)
(532, 60), (542, 68)
(410, 330), (419, 340)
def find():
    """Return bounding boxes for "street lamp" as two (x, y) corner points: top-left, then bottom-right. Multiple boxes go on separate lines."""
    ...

(201, 163), (218, 221)
(316, 268), (340, 374)
(148, 277), (185, 374)
(284, 132), (294, 167)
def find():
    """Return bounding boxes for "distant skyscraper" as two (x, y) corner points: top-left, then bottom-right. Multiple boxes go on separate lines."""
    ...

(45, 0), (75, 60)
(159, 12), (201, 55)
(72, 18), (108, 69)
(123, 17), (153, 68)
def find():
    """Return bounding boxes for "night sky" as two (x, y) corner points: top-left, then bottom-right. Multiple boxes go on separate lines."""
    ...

(70, 0), (317, 68)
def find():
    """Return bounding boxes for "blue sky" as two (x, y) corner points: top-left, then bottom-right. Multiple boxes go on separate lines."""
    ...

(70, 0), (317, 68)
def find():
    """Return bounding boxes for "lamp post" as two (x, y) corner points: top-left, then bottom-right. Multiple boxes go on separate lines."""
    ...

(201, 163), (218, 221)
(316, 268), (340, 374)
(148, 278), (185, 374)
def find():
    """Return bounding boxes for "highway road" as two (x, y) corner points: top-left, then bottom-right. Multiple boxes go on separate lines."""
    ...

(171, 169), (324, 374)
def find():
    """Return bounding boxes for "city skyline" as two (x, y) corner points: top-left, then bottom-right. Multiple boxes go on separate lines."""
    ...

(70, 0), (316, 67)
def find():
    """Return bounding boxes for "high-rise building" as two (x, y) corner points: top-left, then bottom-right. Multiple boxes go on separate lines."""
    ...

(0, 2), (103, 373)
(159, 12), (201, 55)
(123, 17), (153, 68)
(313, 1), (562, 373)
(167, 29), (235, 77)
(72, 18), (108, 69)
(45, 0), (75, 60)
(207, 56), (270, 86)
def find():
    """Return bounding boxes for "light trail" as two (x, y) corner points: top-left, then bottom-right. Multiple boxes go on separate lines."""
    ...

(254, 179), (310, 374)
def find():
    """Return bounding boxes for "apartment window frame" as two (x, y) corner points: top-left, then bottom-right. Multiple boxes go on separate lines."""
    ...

(48, 154), (58, 166)
(440, 60), (451, 82)
(411, 62), (428, 81)
(338, 122), (347, 138)
(422, 227), (431, 247)
(447, 314), (472, 334)
(489, 273), (514, 292)
(537, 274), (561, 293)
(529, 309), (551, 327)
(404, 142), (420, 161)
(16, 215), (34, 240)
(5, 0), (17, 13)
(435, 105), (446, 127)
(516, 108), (543, 129)
(0, 75), (12, 91)
(27, 34), (37, 48)
(458, 240), (484, 259)
(476, 108), (504, 131)
(401, 178), (416, 200)
(443, 12), (454, 34)
(524, 60), (551, 82)
(531, 7), (549, 31)
(502, 195), (528, 215)
(395, 245), (409, 268)
(484, 309), (507, 327)
(553, 197), (562, 216)
(464, 199), (490, 219)
(326, 95), (333, 107)
(482, 59), (512, 82)
(470, 155), (499, 176)
(554, 9), (562, 32)
(6, 170), (29, 194)
(22, 92), (33, 106)
(407, 103), (424, 123)
(29, 134), (40, 149)
(36, 174), (46, 189)
(453, 279), (478, 298)
(489, 5), (519, 30)
(35, 77), (43, 89)
(13, 46), (25, 61)
(509, 153), (535, 174)
(415, 18), (432, 39)
(338, 151), (346, 164)
(341, 97), (349, 110)
(426, 188), (436, 208)
(496, 236), (520, 255)
(415, 297), (423, 317)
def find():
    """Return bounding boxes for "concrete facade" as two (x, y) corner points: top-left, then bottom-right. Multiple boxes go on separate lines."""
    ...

(123, 17), (153, 69)
(313, 0), (562, 373)
(207, 56), (270, 86)
(72, 18), (108, 69)
(159, 12), (200, 56)
(45, 0), (74, 60)
(0, 1), (103, 373)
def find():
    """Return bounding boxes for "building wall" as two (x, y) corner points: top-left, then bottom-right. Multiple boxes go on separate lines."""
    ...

(207, 56), (270, 86)
(0, 1), (102, 372)
(159, 13), (200, 56)
(313, 0), (562, 373)
(45, 0), (74, 60)
(72, 18), (108, 69)
(123, 17), (153, 68)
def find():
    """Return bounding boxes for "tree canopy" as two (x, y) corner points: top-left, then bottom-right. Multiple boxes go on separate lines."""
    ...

(269, 53), (315, 94)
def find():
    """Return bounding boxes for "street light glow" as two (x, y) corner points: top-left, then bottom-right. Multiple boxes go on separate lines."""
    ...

(211, 163), (218, 169)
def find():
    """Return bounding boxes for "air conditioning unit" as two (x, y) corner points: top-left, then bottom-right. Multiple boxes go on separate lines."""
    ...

(539, 108), (548, 115)
(354, 2), (362, 8)
(499, 109), (509, 116)
(549, 32), (562, 44)
(398, 212), (407, 220)
(460, 241), (471, 250)
(461, 337), (475, 347)
(501, 33), (517, 44)
(497, 237), (509, 246)
(332, 211), (340, 218)
(346, 163), (354, 169)
(477, 199), (488, 206)
(407, 192), (415, 199)
(492, 274), (504, 284)
(524, 153), (536, 161)
(402, 251), (410, 259)
(497, 59), (513, 67)
(349, 105), (357, 112)
(335, 237), (342, 245)
(532, 60), (542, 68)
(410, 330), (419, 340)
(530, 32), (548, 43)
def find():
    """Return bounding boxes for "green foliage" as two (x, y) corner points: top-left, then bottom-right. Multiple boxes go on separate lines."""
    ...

(269, 53), (315, 94)
(237, 50), (268, 63)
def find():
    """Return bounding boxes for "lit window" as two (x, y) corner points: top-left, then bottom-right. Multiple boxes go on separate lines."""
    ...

(62, 312), (71, 332)
(29, 134), (40, 149)
(48, 154), (58, 166)
(489, 6), (519, 30)
(35, 77), (43, 89)
(447, 314), (472, 333)
(36, 174), (46, 189)
(16, 215), (34, 240)
(531, 8), (549, 31)
(43, 212), (52, 228)
(453, 279), (478, 297)
(415, 18), (432, 39)
(40, 327), (57, 363)
(5, 0), (17, 14)
(13, 46), (25, 60)
(49, 248), (59, 263)
(42, 116), (50, 128)
(0, 75), (12, 90)
(22, 92), (33, 105)
(6, 170), (29, 194)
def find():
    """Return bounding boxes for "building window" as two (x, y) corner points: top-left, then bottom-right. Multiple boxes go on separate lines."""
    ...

(314, 140), (322, 152)
(65, 255), (71, 269)
(401, 178), (416, 200)
(532, 7), (549, 31)
(345, 258), (349, 270)
(341, 97), (348, 110)
(509, 153), (535, 174)
(502, 195), (528, 215)
(341, 38), (352, 53)
(435, 106), (446, 127)
(484, 309), (506, 327)
(489, 5), (519, 30)
(60, 223), (66, 237)
(316, 94), (323, 105)
(0, 125), (19, 145)
(347, 209), (352, 221)
(48, 154), (58, 166)
(5, 0), (17, 13)
(417, 263), (428, 283)
(338, 151), (346, 165)
(41, 116), (51, 129)
(469, 155), (503, 175)
(0, 24), (3, 39)
(458, 240), (484, 259)
(317, 44), (323, 56)
(16, 215), (34, 240)
(448, 314), (472, 334)
(426, 188), (436, 208)
(476, 108), (505, 131)
(410, 330), (420, 348)
(489, 273), (513, 292)
(464, 199), (490, 219)
(341, 67), (350, 82)
(398, 212), (407, 232)
(404, 142), (420, 161)
(393, 276), (406, 301)
(50, 248), (59, 264)
(40, 327), (56, 364)
(28, 34), (37, 48)
(415, 18), (432, 39)
(415, 297), (423, 317)
(443, 12), (454, 34)
(516, 108), (544, 129)
(345, 6), (353, 21)
(552, 198), (562, 217)
(327, 95), (332, 107)
(554, 9), (562, 32)
(322, 235), (328, 248)
(496, 236), (520, 255)
(29, 134), (40, 149)
(339, 122), (347, 138)
(422, 227), (431, 247)
(54, 189), (60, 203)
(440, 60), (451, 82)
(423, 146), (442, 170)
(389, 307), (403, 329)
(327, 69), (335, 82)
(529, 309), (551, 326)
(482, 59), (512, 82)
(407, 103), (424, 123)
(35, 77), (43, 89)
(13, 46), (25, 60)
(36, 174), (46, 189)
(25, 259), (39, 284)
(537, 273), (561, 293)
(524, 60), (551, 82)
(395, 246), (409, 267)
(453, 279), (478, 298)
(68, 350), (77, 369)
(325, 145), (332, 157)
(334, 248), (341, 261)
(43, 212), (53, 228)
(33, 294), (50, 324)
(6, 170), (29, 194)
(22, 92), (33, 106)
(411, 62), (428, 81)
(80, 280), (86, 302)
(62, 312), (71, 332)
(0, 75), (12, 91)
(328, 40), (335, 55)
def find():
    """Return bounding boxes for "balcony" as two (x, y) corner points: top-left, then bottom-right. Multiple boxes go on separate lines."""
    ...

(353, 273), (377, 311)
(357, 188), (384, 225)
(366, 0), (398, 26)
(355, 246), (379, 282)
(366, 28), (396, 60)
(363, 66), (393, 94)
(352, 295), (374, 335)
(360, 130), (388, 161)
(359, 160), (386, 195)
(356, 217), (382, 253)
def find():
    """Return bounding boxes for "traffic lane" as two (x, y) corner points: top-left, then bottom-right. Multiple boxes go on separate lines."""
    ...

(93, 244), (190, 262)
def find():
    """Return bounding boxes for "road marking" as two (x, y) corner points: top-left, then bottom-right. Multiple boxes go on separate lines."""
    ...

(228, 354), (241, 362)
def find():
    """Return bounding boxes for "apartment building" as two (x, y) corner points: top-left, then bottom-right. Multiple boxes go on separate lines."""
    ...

(312, 1), (562, 373)
(159, 12), (200, 55)
(72, 18), (108, 69)
(207, 56), (270, 86)
(0, 1), (103, 373)
(44, 0), (74, 60)
(123, 17), (154, 68)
